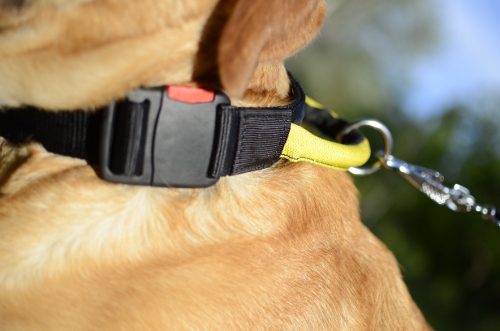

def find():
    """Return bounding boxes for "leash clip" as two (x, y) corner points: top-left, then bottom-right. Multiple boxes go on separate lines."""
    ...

(338, 119), (499, 227)
(377, 152), (500, 226)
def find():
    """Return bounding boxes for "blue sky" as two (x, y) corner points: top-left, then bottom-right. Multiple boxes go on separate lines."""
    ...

(403, 0), (500, 119)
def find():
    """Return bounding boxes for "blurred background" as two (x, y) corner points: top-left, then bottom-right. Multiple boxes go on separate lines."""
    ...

(286, 0), (500, 329)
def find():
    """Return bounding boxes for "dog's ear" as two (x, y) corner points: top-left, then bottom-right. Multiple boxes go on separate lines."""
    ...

(218, 0), (327, 98)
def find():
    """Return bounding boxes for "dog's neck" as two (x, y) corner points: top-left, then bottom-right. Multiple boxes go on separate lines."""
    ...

(0, 60), (301, 190)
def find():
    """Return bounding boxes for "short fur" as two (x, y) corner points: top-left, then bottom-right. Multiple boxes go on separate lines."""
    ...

(0, 0), (431, 330)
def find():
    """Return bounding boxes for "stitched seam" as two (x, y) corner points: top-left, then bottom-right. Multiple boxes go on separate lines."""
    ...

(274, 116), (289, 159)
(280, 153), (349, 169)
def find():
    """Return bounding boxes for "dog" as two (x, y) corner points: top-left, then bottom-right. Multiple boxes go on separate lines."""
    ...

(0, 0), (431, 329)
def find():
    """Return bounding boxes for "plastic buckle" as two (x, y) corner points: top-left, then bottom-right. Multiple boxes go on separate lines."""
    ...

(100, 86), (230, 187)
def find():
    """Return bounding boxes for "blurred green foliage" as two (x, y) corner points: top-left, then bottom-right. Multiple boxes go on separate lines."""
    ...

(287, 0), (500, 329)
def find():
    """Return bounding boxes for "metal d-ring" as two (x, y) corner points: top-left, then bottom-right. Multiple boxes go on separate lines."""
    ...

(337, 119), (394, 175)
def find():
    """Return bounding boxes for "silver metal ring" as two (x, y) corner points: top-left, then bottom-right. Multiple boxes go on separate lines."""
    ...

(336, 119), (393, 175)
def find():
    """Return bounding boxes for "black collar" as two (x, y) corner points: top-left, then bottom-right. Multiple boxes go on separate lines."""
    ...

(0, 74), (305, 188)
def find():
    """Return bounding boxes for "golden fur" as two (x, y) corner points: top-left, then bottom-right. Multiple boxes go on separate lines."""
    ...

(0, 0), (431, 329)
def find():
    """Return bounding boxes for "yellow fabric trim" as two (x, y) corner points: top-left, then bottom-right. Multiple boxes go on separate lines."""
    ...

(305, 96), (339, 118)
(281, 123), (371, 171)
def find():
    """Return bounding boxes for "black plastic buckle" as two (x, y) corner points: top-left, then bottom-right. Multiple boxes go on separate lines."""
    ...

(100, 87), (230, 187)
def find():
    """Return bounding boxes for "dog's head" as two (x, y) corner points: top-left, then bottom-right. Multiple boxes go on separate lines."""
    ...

(0, 0), (326, 110)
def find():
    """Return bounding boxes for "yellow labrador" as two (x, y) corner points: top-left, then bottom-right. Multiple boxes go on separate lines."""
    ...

(0, 0), (430, 329)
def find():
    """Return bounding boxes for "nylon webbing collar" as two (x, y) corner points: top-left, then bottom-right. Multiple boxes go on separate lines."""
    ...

(0, 75), (370, 187)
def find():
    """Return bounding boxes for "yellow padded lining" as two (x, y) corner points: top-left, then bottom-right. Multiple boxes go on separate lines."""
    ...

(280, 123), (371, 171)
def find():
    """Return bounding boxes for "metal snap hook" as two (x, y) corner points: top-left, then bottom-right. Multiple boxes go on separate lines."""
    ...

(337, 119), (394, 175)
(339, 118), (500, 227)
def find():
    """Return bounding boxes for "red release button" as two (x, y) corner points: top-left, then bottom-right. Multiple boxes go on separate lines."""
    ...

(167, 86), (215, 103)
